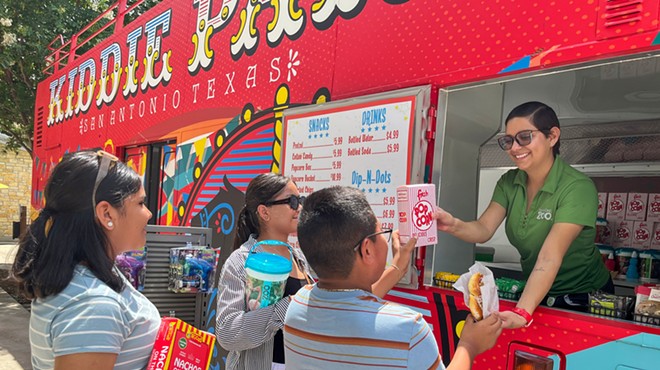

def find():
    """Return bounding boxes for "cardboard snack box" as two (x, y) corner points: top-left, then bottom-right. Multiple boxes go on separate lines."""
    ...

(607, 192), (627, 222)
(647, 193), (660, 223)
(147, 317), (215, 370)
(651, 222), (660, 249)
(631, 221), (652, 249)
(612, 221), (633, 248)
(597, 192), (607, 219)
(625, 193), (648, 221)
(396, 184), (438, 247)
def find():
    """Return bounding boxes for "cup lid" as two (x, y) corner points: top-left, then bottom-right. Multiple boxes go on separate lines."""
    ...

(245, 253), (292, 275)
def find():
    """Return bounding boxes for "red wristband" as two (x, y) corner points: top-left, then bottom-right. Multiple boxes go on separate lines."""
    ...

(510, 307), (533, 327)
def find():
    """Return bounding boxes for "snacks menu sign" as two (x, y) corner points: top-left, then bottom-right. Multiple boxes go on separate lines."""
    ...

(282, 95), (417, 232)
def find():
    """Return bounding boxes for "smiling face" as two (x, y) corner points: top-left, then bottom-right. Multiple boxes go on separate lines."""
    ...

(504, 117), (557, 173)
(261, 181), (302, 239)
(108, 186), (152, 255)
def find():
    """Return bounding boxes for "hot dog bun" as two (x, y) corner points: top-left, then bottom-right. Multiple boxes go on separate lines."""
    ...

(468, 273), (484, 320)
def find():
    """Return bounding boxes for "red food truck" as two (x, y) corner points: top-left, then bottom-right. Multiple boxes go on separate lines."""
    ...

(34, 0), (660, 368)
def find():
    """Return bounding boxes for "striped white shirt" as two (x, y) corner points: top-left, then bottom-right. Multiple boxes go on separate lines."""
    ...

(284, 285), (444, 369)
(216, 236), (312, 370)
(30, 264), (161, 370)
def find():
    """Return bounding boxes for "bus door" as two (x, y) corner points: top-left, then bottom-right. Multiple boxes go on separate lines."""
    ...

(124, 140), (177, 225)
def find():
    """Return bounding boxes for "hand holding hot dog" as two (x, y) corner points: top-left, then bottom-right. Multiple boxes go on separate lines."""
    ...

(447, 314), (502, 370)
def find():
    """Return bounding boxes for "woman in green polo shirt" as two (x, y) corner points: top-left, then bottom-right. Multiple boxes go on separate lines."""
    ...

(434, 101), (613, 329)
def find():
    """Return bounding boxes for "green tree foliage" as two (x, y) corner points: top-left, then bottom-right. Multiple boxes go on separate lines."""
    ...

(0, 0), (160, 156)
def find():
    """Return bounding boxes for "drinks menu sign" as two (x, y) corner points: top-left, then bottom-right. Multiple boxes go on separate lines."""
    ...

(281, 95), (416, 231)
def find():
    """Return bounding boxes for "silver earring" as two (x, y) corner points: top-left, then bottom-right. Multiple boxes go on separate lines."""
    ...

(107, 221), (113, 228)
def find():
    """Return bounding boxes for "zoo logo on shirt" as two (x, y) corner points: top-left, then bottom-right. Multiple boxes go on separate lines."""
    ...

(536, 209), (553, 221)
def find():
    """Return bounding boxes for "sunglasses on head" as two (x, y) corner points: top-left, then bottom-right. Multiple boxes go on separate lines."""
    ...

(497, 129), (546, 151)
(92, 150), (119, 209)
(263, 195), (305, 210)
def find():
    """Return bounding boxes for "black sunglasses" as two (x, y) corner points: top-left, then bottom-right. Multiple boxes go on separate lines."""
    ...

(497, 129), (546, 151)
(263, 195), (305, 210)
(353, 228), (393, 254)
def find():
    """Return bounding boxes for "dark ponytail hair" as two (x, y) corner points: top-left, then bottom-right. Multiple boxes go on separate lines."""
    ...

(233, 173), (291, 250)
(505, 101), (561, 157)
(10, 150), (142, 299)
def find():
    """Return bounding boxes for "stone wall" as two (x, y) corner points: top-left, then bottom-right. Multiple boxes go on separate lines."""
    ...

(0, 146), (32, 240)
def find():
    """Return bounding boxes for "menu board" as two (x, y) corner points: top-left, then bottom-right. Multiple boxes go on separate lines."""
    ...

(281, 95), (417, 231)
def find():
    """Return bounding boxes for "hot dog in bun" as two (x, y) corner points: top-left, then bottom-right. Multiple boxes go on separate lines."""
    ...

(468, 272), (484, 320)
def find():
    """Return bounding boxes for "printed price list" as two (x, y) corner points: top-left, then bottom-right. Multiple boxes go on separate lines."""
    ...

(282, 99), (414, 229)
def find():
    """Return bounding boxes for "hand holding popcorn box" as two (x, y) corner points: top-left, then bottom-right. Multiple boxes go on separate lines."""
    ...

(397, 184), (438, 247)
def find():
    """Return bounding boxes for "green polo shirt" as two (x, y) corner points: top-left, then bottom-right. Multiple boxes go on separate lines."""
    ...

(491, 156), (610, 296)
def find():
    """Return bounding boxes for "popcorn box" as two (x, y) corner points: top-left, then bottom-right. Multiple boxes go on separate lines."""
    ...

(147, 317), (215, 370)
(396, 184), (438, 247)
(607, 192), (628, 222)
(626, 193), (648, 221)
(652, 222), (660, 249)
(632, 221), (652, 249)
(612, 221), (633, 247)
(647, 193), (660, 223)
(597, 192), (607, 218)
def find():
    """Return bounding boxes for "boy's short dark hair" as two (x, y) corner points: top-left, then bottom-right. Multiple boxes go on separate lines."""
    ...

(297, 186), (377, 278)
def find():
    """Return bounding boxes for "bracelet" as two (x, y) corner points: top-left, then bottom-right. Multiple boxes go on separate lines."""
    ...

(510, 307), (533, 327)
(390, 264), (401, 271)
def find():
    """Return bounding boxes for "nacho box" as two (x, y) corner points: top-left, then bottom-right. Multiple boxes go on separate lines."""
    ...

(147, 317), (215, 370)
(397, 184), (438, 247)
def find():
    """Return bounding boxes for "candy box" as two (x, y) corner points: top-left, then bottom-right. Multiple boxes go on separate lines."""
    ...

(625, 193), (648, 221)
(147, 317), (215, 370)
(169, 246), (219, 293)
(396, 184), (438, 247)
